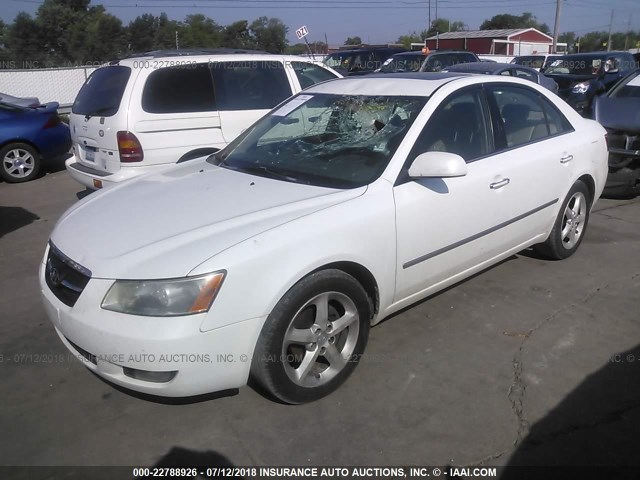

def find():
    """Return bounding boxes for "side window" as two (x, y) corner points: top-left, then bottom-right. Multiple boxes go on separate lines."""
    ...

(409, 88), (491, 162)
(487, 85), (572, 148)
(211, 61), (292, 111)
(142, 64), (215, 114)
(291, 62), (339, 90)
(513, 68), (536, 82)
(541, 98), (574, 135)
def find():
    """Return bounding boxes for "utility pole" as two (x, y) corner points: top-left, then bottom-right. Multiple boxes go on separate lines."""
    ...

(607, 9), (614, 52)
(175, 31), (179, 51)
(428, 0), (431, 31)
(624, 13), (631, 50)
(552, 0), (562, 54)
(435, 0), (438, 23)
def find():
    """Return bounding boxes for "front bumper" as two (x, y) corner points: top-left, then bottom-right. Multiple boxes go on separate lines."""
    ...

(65, 156), (173, 190)
(39, 257), (265, 397)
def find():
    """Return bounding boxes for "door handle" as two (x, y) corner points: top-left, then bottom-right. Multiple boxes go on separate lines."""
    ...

(560, 154), (574, 164)
(490, 178), (510, 190)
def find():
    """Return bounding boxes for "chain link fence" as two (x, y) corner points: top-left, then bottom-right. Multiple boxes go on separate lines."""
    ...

(0, 66), (97, 112)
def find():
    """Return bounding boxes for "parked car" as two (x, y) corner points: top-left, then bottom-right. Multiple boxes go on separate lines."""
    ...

(511, 54), (561, 72)
(593, 68), (640, 197)
(377, 50), (479, 74)
(66, 50), (341, 190)
(0, 101), (71, 183)
(444, 61), (558, 92)
(542, 51), (637, 116)
(323, 47), (405, 76)
(0, 92), (40, 108)
(41, 73), (607, 404)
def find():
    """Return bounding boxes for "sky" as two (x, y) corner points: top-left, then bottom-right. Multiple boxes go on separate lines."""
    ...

(2, 0), (640, 46)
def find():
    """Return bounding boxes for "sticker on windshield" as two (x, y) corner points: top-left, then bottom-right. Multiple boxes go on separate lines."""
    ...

(628, 75), (640, 87)
(273, 95), (314, 117)
(550, 59), (562, 67)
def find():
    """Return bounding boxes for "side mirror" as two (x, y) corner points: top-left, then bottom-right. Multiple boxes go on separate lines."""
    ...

(408, 151), (468, 178)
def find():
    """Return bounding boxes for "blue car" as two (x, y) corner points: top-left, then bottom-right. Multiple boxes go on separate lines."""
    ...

(0, 101), (71, 183)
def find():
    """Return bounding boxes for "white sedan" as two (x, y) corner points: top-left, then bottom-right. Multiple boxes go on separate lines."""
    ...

(40, 73), (608, 404)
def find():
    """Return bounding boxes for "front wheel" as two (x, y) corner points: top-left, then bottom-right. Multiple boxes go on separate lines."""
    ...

(251, 269), (371, 404)
(535, 180), (591, 260)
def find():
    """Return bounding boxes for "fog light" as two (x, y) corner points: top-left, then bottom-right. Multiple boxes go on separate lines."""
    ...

(93, 179), (103, 189)
(123, 367), (178, 383)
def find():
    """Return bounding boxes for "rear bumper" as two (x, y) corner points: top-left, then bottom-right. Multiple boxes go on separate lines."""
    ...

(65, 156), (172, 189)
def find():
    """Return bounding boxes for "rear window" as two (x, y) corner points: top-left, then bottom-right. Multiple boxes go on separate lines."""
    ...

(73, 66), (131, 117)
(423, 53), (477, 72)
(211, 61), (292, 111)
(291, 61), (338, 89)
(142, 63), (216, 114)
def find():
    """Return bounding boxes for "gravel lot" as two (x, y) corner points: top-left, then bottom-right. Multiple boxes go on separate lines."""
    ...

(1, 166), (639, 476)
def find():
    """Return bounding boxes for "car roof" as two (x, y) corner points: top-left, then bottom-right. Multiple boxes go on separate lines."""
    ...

(554, 51), (629, 59)
(305, 72), (469, 96)
(392, 51), (427, 58)
(117, 52), (329, 65)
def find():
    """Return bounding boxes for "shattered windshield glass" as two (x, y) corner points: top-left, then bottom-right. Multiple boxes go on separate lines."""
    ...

(212, 93), (428, 188)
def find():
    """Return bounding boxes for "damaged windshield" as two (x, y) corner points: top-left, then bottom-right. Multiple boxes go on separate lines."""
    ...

(212, 93), (427, 188)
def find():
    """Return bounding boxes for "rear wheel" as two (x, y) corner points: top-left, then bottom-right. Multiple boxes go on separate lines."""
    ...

(535, 180), (591, 260)
(251, 269), (371, 404)
(0, 143), (40, 183)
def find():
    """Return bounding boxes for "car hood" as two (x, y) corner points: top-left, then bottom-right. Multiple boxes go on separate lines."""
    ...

(594, 96), (640, 134)
(50, 160), (366, 279)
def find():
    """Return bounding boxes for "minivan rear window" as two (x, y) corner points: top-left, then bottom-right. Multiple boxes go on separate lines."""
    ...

(73, 66), (131, 117)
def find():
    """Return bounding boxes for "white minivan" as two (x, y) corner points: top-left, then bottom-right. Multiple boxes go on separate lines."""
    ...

(66, 50), (340, 189)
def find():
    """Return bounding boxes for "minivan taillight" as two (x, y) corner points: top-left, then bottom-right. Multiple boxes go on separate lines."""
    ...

(117, 131), (143, 162)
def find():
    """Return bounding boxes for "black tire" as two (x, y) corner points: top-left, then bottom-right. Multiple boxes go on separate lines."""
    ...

(251, 269), (371, 404)
(0, 143), (41, 183)
(535, 180), (591, 260)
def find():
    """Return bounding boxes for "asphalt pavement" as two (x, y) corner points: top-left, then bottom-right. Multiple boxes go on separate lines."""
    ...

(1, 166), (639, 476)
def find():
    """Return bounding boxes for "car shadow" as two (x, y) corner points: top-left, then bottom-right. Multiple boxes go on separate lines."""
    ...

(501, 343), (640, 478)
(153, 446), (237, 473)
(0, 206), (40, 238)
(42, 152), (72, 175)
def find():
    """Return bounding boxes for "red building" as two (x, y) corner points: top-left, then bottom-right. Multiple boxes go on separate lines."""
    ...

(425, 28), (557, 56)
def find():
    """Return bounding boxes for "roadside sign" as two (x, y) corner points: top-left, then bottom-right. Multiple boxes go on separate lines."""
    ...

(296, 25), (309, 40)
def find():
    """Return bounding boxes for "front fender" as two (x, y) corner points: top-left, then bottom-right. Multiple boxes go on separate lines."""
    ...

(193, 181), (397, 332)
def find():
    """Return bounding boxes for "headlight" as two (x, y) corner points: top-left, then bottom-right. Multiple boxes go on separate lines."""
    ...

(101, 271), (225, 317)
(571, 81), (590, 94)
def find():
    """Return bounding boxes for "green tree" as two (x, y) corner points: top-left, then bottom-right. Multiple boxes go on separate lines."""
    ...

(127, 14), (157, 53)
(426, 18), (466, 37)
(250, 17), (288, 53)
(397, 32), (423, 49)
(84, 7), (126, 62)
(222, 20), (255, 49)
(181, 14), (222, 49)
(345, 36), (362, 46)
(6, 12), (43, 66)
(480, 12), (549, 34)
(154, 13), (180, 50)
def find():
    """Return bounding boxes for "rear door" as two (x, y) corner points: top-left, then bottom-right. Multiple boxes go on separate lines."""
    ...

(211, 60), (294, 143)
(70, 65), (133, 174)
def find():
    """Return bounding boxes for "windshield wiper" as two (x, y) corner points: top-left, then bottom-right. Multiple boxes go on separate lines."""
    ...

(224, 163), (308, 184)
(84, 107), (112, 119)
